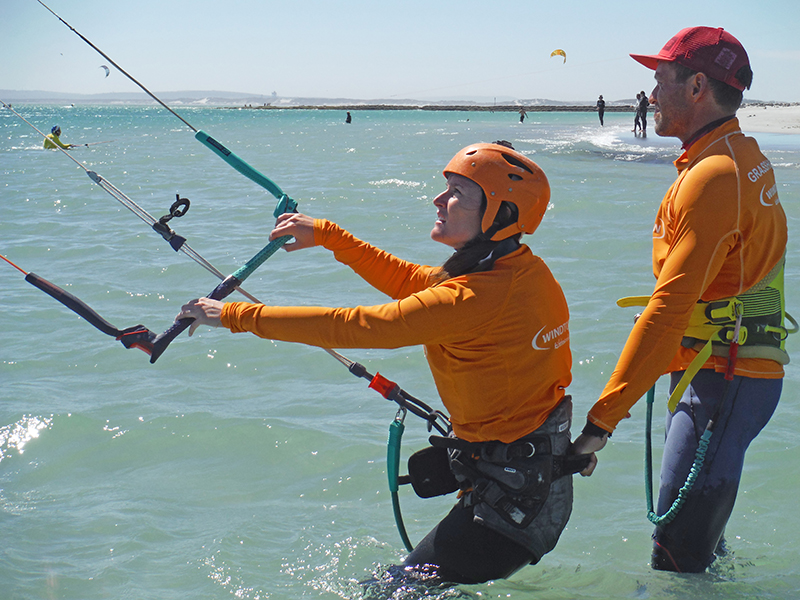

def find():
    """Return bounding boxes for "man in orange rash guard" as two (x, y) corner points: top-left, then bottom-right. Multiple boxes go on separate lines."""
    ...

(178, 142), (586, 584)
(573, 27), (788, 573)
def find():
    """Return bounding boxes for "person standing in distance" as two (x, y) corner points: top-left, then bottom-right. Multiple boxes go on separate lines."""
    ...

(632, 93), (642, 134)
(573, 27), (789, 573)
(638, 90), (649, 135)
(596, 95), (606, 126)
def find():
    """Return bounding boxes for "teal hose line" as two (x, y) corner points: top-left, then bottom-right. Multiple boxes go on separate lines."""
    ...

(644, 384), (712, 526)
(388, 416), (414, 551)
(391, 492), (413, 552)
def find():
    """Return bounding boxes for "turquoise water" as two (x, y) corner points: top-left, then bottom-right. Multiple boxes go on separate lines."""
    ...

(1, 105), (799, 600)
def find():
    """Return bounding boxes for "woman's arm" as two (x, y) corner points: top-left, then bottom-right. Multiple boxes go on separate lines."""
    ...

(271, 215), (435, 299)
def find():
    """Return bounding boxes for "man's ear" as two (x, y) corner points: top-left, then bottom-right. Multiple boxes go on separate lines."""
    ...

(690, 72), (710, 102)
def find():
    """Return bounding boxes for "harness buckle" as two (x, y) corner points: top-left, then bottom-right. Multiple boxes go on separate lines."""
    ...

(718, 325), (748, 345)
(705, 298), (743, 324)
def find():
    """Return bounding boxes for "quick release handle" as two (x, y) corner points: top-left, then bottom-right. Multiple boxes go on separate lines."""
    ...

(149, 275), (242, 364)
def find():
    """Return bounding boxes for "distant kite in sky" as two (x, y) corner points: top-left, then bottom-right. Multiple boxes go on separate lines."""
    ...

(99, 65), (110, 77)
(550, 49), (566, 64)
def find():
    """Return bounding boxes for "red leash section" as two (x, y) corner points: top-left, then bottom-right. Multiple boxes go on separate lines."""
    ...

(0, 253), (28, 275)
(1, 253), (156, 355)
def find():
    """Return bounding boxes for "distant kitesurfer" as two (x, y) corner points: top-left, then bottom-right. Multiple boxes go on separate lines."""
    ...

(179, 142), (588, 584)
(345, 111), (352, 123)
(43, 125), (74, 150)
(519, 108), (527, 123)
(596, 95), (605, 126)
(574, 27), (789, 574)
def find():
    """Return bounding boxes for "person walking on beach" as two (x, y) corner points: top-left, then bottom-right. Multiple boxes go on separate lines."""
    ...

(179, 141), (588, 584)
(638, 90), (649, 135)
(573, 27), (789, 573)
(596, 95), (606, 126)
(632, 93), (642, 134)
(43, 125), (74, 150)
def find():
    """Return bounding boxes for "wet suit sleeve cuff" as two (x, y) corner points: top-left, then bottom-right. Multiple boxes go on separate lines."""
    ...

(582, 421), (611, 438)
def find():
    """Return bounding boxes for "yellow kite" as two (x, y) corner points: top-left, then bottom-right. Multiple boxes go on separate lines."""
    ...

(550, 49), (566, 64)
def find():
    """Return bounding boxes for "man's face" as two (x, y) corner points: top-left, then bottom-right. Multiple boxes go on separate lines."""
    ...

(651, 62), (694, 141)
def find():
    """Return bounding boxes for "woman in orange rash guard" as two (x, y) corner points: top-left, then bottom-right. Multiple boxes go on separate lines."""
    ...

(178, 142), (586, 584)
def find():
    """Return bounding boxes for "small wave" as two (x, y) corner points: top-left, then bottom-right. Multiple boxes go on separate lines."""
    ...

(202, 549), (269, 599)
(0, 415), (53, 464)
(517, 124), (680, 163)
(369, 179), (423, 189)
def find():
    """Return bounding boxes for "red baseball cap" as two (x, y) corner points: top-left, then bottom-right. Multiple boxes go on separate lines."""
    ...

(630, 26), (751, 91)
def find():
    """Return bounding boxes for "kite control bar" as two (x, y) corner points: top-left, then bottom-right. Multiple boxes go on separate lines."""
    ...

(148, 195), (298, 363)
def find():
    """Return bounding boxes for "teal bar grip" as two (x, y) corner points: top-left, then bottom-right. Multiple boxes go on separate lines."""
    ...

(230, 235), (291, 281)
(195, 130), (285, 201)
(230, 195), (298, 281)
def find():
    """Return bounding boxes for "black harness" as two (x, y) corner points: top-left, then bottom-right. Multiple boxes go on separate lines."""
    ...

(402, 434), (591, 530)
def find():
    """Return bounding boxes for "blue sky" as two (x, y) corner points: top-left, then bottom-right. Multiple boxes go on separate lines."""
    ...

(2, 0), (799, 102)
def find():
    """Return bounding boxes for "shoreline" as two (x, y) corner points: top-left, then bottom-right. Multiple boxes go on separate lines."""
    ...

(224, 103), (800, 134)
(5, 98), (796, 134)
(222, 104), (636, 113)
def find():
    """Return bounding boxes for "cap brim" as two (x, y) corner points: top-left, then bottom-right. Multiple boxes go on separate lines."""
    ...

(629, 53), (663, 70)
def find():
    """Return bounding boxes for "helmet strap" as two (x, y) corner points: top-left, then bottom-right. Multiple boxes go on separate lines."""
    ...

(483, 201), (519, 240)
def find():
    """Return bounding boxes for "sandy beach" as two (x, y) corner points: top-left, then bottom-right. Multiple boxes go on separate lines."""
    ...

(738, 104), (800, 134)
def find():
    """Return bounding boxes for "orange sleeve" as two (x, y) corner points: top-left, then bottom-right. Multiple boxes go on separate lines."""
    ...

(587, 157), (738, 432)
(313, 219), (436, 299)
(220, 277), (500, 350)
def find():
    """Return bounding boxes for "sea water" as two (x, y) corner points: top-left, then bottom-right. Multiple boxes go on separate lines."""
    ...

(1, 105), (799, 600)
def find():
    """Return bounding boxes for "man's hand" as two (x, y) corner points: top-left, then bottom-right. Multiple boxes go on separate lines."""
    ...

(570, 432), (609, 476)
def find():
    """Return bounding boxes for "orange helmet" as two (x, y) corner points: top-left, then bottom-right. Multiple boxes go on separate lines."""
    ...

(443, 143), (550, 241)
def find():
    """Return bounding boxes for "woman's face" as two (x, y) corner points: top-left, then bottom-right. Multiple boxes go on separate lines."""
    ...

(430, 173), (484, 249)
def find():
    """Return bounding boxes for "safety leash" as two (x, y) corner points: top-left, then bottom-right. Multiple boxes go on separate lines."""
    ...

(644, 309), (742, 525)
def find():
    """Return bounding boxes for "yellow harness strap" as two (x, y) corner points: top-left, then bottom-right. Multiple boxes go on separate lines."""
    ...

(666, 337), (713, 412)
(614, 295), (745, 413)
(615, 296), (650, 308)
